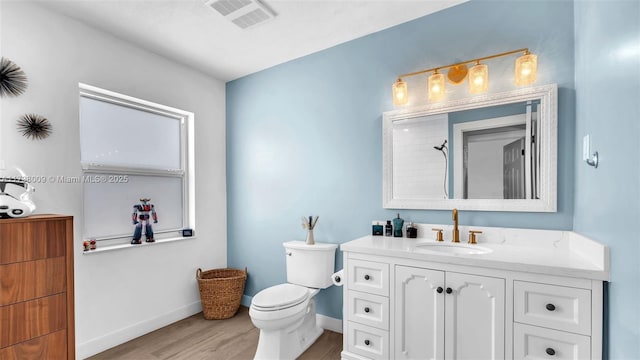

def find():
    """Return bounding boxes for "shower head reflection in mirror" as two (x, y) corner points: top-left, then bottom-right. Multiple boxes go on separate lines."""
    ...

(433, 140), (448, 198)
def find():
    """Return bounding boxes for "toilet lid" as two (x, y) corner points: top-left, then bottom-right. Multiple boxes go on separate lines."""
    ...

(252, 283), (309, 310)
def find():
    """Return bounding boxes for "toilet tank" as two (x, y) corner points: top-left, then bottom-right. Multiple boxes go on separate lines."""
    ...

(283, 241), (338, 289)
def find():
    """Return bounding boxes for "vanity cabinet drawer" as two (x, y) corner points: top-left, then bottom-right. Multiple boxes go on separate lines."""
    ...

(514, 323), (591, 360)
(346, 321), (389, 360)
(348, 259), (389, 296)
(514, 281), (591, 335)
(347, 290), (389, 330)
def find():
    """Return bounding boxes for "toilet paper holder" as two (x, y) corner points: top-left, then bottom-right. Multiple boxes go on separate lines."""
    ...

(332, 269), (344, 286)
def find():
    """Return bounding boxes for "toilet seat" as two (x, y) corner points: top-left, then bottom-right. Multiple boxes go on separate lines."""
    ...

(251, 283), (309, 311)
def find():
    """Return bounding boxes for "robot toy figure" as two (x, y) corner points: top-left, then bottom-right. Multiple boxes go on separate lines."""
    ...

(131, 198), (158, 244)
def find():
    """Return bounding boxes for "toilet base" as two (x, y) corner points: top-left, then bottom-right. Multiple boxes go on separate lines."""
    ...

(253, 299), (324, 360)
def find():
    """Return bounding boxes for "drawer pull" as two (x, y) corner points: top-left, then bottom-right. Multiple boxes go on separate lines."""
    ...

(364, 274), (371, 280)
(446, 287), (453, 294)
(437, 286), (444, 294)
(545, 303), (556, 311)
(364, 339), (371, 346)
(546, 348), (556, 356)
(364, 307), (370, 313)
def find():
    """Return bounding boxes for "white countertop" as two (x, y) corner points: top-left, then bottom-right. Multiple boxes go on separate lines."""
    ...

(341, 224), (609, 281)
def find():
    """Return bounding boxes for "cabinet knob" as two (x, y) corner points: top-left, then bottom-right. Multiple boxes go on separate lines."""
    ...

(364, 274), (370, 280)
(437, 287), (444, 294)
(364, 339), (371, 346)
(546, 303), (556, 311)
(364, 307), (370, 313)
(446, 287), (453, 294)
(546, 348), (556, 356)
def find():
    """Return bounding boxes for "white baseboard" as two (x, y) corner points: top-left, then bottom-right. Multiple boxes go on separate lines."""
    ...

(76, 301), (202, 359)
(317, 314), (343, 333)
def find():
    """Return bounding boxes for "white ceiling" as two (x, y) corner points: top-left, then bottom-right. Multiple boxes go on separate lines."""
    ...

(39, 0), (467, 81)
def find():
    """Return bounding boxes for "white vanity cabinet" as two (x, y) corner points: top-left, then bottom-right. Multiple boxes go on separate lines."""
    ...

(340, 232), (608, 360)
(394, 266), (504, 360)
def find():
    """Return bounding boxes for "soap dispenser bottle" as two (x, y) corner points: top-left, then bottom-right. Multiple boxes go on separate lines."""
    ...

(393, 213), (404, 237)
(406, 222), (418, 238)
(372, 221), (383, 236)
(384, 220), (393, 236)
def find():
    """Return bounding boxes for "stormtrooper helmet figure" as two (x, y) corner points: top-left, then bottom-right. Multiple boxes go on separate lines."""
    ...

(0, 167), (36, 218)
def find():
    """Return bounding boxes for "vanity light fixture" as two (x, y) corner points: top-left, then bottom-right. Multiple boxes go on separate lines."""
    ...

(392, 78), (408, 106)
(514, 50), (538, 86)
(468, 61), (488, 94)
(428, 70), (446, 101)
(392, 48), (537, 105)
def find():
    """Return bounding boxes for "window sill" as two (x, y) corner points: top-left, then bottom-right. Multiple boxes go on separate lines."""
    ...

(82, 236), (196, 255)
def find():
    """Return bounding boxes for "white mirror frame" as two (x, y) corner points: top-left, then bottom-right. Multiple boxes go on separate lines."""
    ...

(383, 83), (557, 212)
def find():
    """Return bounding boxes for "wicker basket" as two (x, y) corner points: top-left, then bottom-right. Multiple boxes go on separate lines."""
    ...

(196, 267), (247, 320)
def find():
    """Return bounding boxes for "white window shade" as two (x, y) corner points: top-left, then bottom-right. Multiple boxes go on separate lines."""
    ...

(80, 96), (181, 170)
(78, 83), (194, 244)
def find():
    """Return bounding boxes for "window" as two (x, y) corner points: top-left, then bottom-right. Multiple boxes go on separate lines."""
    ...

(79, 83), (194, 249)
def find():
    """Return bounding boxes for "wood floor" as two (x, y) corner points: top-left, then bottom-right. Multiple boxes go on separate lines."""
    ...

(88, 306), (343, 360)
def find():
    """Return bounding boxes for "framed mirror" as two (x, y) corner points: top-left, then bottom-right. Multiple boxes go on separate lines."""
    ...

(383, 84), (557, 212)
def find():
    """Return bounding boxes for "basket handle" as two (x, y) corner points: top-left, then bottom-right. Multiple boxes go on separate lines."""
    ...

(196, 268), (202, 279)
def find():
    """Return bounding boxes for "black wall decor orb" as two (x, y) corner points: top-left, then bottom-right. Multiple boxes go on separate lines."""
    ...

(0, 57), (28, 97)
(17, 113), (52, 140)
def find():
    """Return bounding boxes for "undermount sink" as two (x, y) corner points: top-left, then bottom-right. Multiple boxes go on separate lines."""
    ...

(414, 242), (493, 255)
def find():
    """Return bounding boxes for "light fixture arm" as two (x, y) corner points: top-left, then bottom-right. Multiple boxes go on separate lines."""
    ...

(397, 48), (529, 79)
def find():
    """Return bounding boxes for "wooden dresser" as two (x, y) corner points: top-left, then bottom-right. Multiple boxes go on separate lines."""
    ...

(0, 215), (75, 359)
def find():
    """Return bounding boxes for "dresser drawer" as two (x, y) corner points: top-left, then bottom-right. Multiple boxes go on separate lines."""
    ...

(0, 293), (67, 348)
(0, 219), (66, 265)
(347, 290), (389, 330)
(0, 329), (67, 359)
(348, 259), (389, 296)
(346, 321), (389, 360)
(0, 257), (66, 306)
(514, 323), (591, 360)
(514, 281), (591, 335)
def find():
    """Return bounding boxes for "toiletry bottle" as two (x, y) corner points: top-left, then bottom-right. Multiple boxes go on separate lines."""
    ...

(407, 222), (418, 238)
(385, 220), (393, 236)
(372, 221), (383, 236)
(393, 213), (404, 237)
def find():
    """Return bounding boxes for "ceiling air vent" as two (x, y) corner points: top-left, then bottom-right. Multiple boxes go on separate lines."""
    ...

(205, 0), (276, 29)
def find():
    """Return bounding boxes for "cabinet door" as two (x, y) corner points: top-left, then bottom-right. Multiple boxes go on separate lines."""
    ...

(395, 265), (445, 360)
(445, 272), (505, 360)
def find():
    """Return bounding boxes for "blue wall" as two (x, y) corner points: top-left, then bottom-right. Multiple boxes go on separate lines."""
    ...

(573, 1), (640, 359)
(227, 0), (575, 320)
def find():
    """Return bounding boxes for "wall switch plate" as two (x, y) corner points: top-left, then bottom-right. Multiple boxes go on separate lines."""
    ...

(582, 135), (590, 161)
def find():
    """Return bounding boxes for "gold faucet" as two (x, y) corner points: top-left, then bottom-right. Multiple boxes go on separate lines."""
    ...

(452, 208), (460, 243)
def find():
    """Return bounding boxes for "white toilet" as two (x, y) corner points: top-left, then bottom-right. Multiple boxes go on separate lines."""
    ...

(249, 240), (338, 360)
